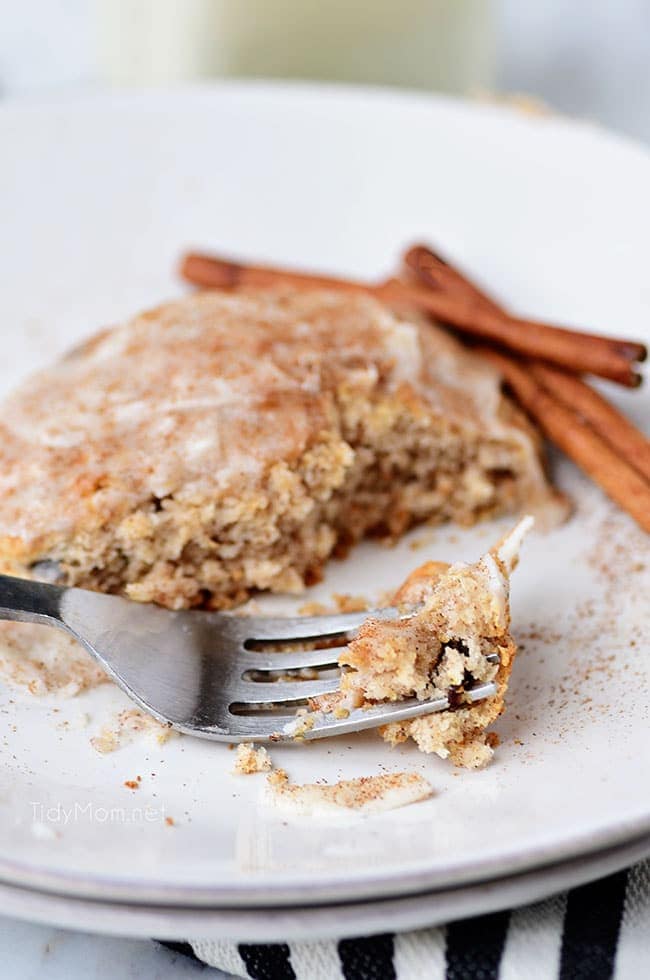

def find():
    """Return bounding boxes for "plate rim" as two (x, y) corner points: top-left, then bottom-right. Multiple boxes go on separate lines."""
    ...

(1, 808), (650, 908)
(2, 76), (650, 168)
(1, 829), (649, 942)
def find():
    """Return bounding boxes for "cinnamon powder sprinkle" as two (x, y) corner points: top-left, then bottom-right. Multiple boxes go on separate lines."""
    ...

(266, 769), (433, 815)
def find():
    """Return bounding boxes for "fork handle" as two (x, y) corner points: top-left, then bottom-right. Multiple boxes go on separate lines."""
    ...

(0, 574), (65, 627)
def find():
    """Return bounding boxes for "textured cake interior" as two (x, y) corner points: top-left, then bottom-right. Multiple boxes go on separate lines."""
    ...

(0, 289), (559, 609)
(325, 519), (532, 768)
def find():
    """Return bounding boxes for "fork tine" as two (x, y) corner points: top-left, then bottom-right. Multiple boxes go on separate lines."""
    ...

(245, 640), (494, 673)
(284, 680), (499, 740)
(234, 676), (341, 703)
(199, 678), (499, 742)
(212, 715), (295, 740)
(239, 610), (373, 641)
(242, 646), (345, 671)
(297, 695), (450, 738)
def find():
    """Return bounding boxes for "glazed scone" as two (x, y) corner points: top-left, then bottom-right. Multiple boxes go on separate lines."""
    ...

(0, 289), (559, 609)
(318, 518), (532, 769)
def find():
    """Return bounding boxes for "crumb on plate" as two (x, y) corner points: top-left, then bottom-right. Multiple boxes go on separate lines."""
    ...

(91, 708), (176, 754)
(233, 743), (273, 774)
(266, 769), (433, 815)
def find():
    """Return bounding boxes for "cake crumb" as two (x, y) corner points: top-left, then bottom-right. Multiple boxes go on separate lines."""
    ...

(297, 593), (369, 616)
(0, 622), (107, 696)
(266, 769), (433, 815)
(333, 593), (369, 613)
(91, 708), (176, 754)
(233, 743), (273, 774)
(285, 708), (316, 740)
(297, 601), (330, 616)
(124, 779), (139, 791)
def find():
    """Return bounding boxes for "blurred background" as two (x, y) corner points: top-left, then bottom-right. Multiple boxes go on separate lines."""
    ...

(1, 0), (649, 143)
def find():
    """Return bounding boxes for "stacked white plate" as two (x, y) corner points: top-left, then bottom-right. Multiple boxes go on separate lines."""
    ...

(0, 83), (648, 940)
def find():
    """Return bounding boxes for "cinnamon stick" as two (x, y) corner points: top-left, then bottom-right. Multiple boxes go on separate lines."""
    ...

(404, 243), (650, 483)
(405, 244), (504, 313)
(180, 252), (645, 387)
(530, 362), (650, 484)
(403, 249), (644, 387)
(181, 252), (362, 294)
(479, 348), (650, 533)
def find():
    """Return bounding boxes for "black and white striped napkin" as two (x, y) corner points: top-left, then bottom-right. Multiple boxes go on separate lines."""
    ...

(160, 860), (649, 978)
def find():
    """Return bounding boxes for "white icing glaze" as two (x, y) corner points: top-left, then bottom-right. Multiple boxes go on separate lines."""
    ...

(0, 289), (541, 545)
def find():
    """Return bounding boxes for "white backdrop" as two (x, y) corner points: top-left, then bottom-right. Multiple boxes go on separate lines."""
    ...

(0, 0), (649, 143)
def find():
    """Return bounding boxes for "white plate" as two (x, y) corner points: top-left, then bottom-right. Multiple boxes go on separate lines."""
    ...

(1, 832), (649, 942)
(0, 83), (648, 917)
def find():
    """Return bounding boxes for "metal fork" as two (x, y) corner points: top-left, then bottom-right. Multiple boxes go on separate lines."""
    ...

(0, 574), (498, 742)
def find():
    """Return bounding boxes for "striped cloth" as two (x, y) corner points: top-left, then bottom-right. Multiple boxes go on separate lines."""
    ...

(159, 860), (650, 978)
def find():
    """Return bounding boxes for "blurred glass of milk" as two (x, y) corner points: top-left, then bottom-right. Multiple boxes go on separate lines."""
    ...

(99, 0), (494, 93)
